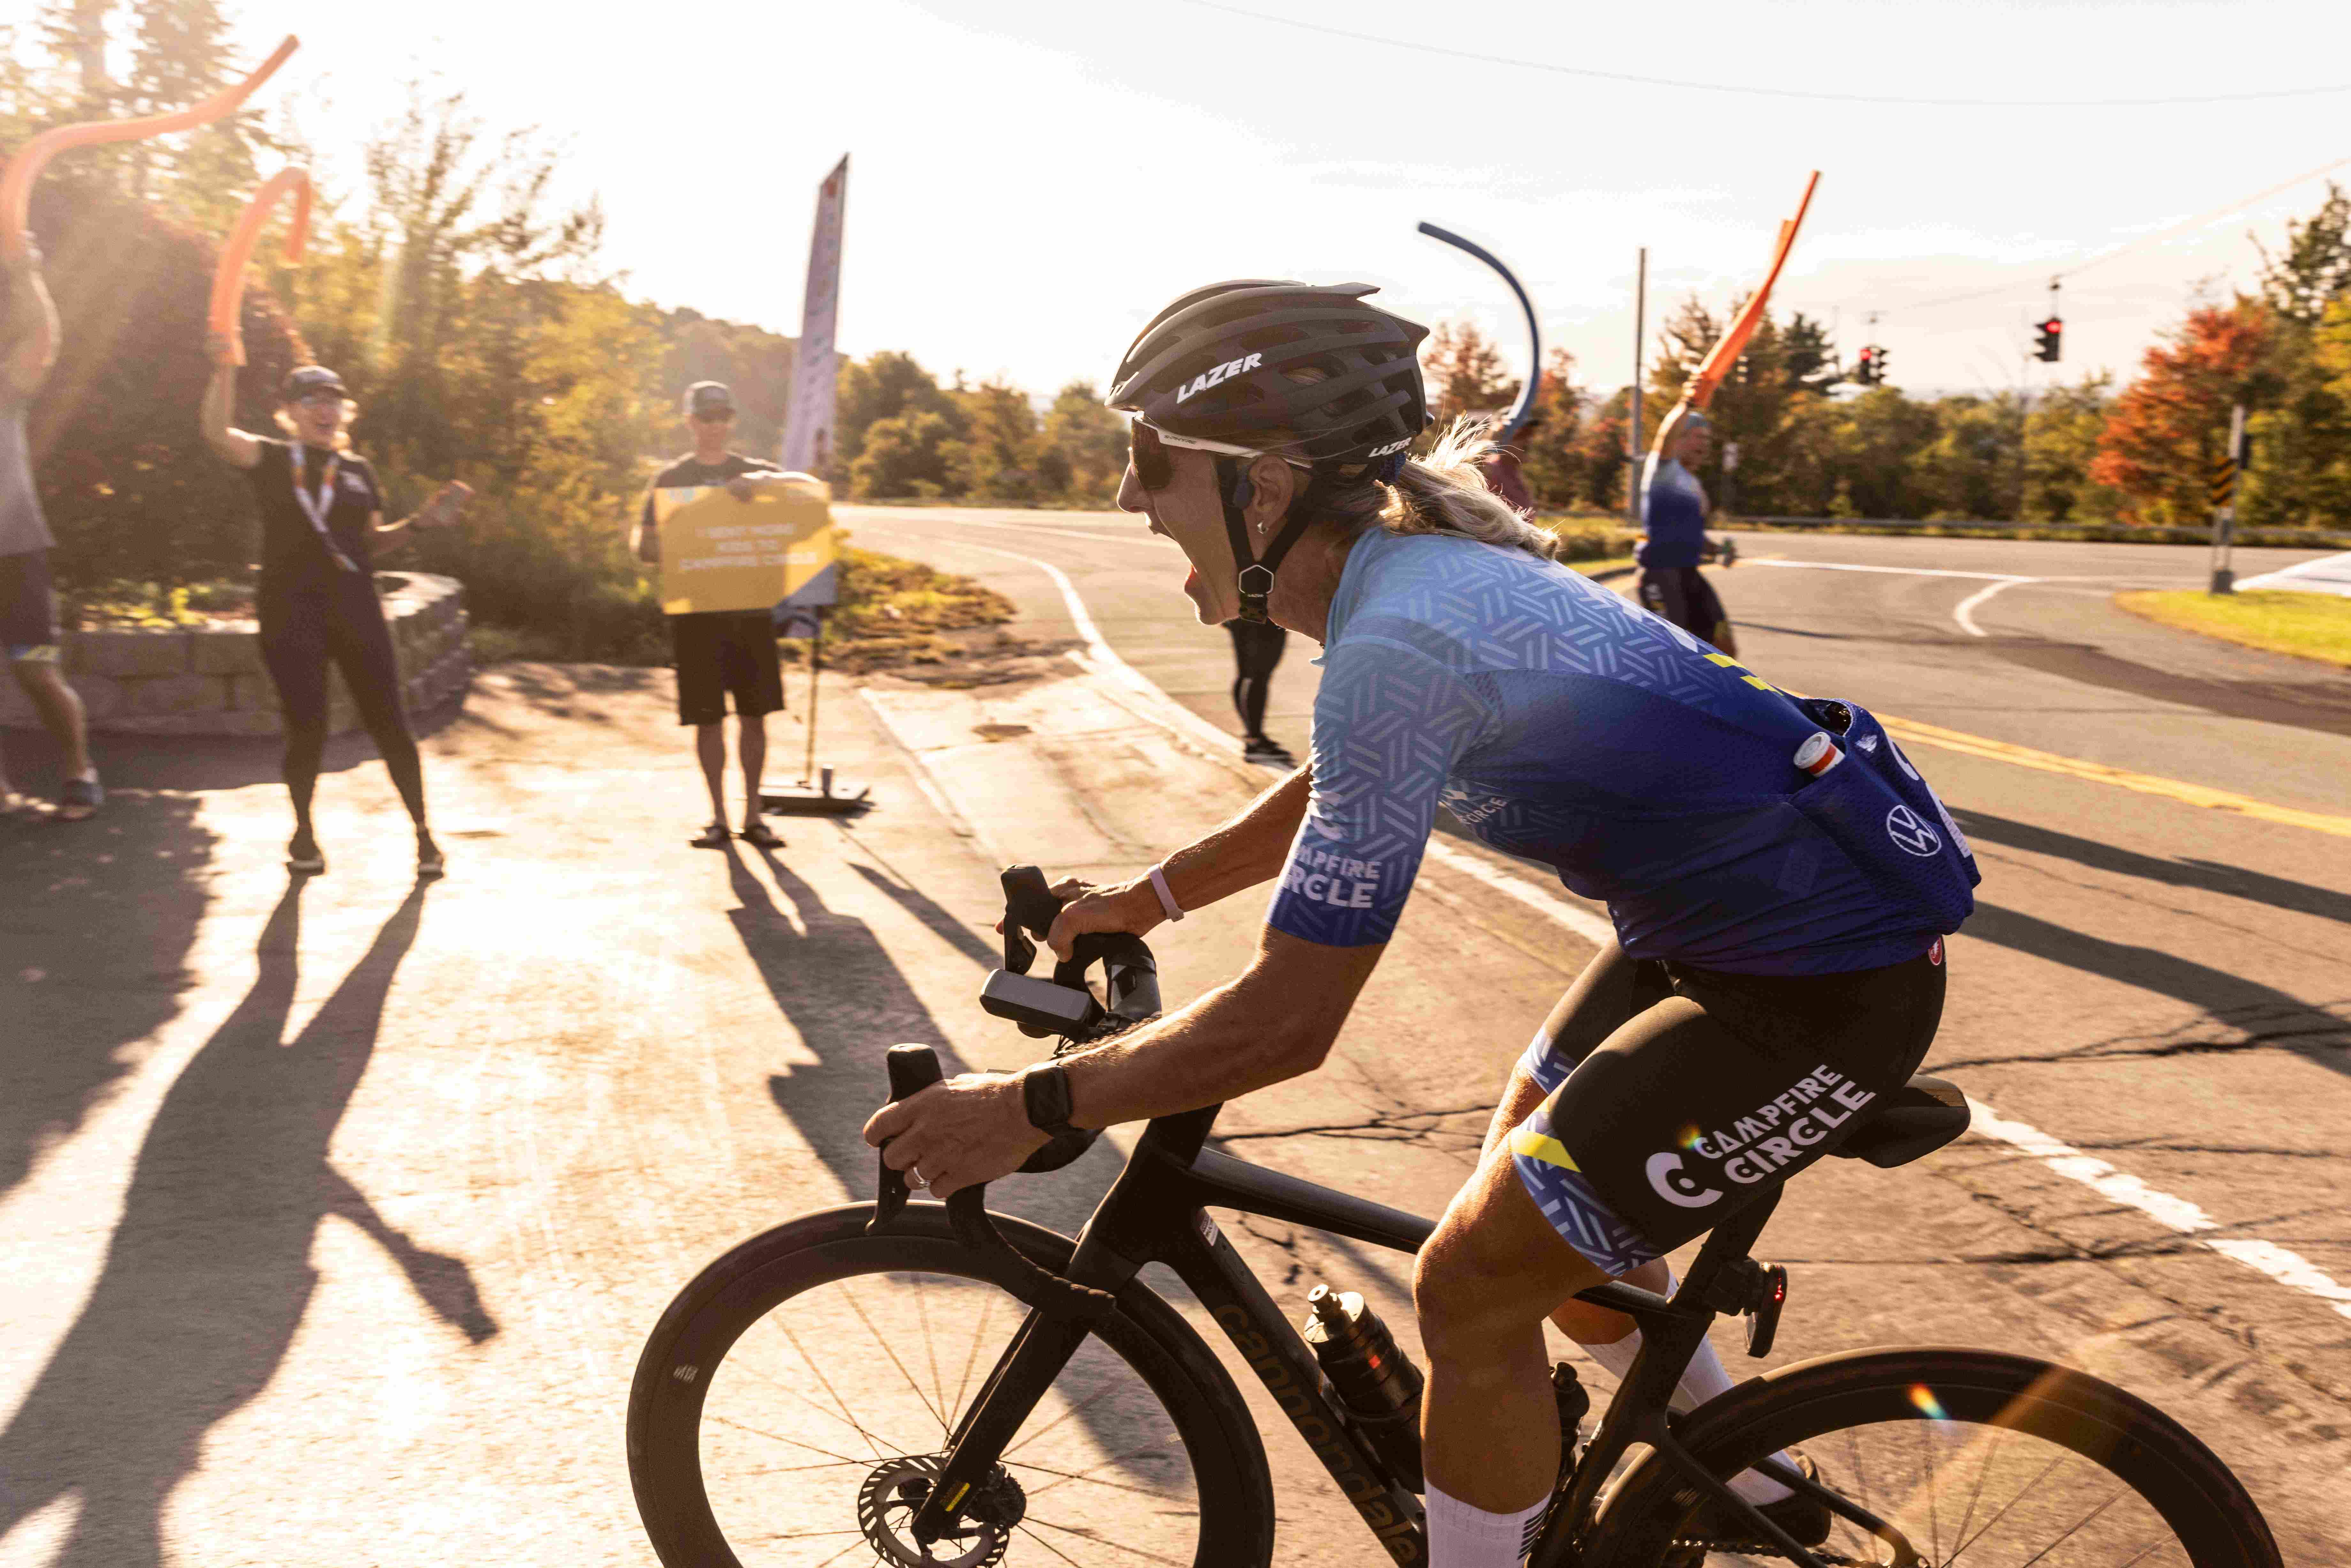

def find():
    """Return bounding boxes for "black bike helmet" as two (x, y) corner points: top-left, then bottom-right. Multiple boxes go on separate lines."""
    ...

(1107, 280), (1429, 467)
(1108, 280), (1431, 621)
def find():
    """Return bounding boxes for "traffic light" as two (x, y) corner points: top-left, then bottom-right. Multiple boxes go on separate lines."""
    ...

(1873, 345), (1890, 383)
(2034, 316), (2062, 362)
(1854, 346), (1878, 386)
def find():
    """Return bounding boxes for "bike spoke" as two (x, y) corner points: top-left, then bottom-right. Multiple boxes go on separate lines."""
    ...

(1015, 1520), (1086, 1567)
(1007, 1437), (1190, 1501)
(1001, 1375), (1129, 1460)
(915, 1272), (950, 1430)
(949, 1288), (998, 1420)
(1945, 1423), (2012, 1561)
(764, 1309), (893, 1460)
(707, 1413), (880, 1469)
(845, 1279), (950, 1438)
(1920, 1417), (1941, 1564)
(2009, 1483), (2127, 1568)
(1023, 1516), (1195, 1566)
(722, 1353), (900, 1456)
(1946, 1449), (2071, 1564)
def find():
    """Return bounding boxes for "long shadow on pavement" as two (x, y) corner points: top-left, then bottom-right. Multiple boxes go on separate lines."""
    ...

(0, 880), (496, 1567)
(1950, 903), (2350, 1080)
(1955, 808), (2351, 929)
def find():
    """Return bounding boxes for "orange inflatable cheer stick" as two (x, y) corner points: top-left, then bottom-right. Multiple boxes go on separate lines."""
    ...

(209, 168), (312, 366)
(1685, 169), (1820, 411)
(0, 34), (299, 260)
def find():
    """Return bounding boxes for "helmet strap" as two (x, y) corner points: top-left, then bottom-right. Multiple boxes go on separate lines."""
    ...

(1218, 455), (1317, 625)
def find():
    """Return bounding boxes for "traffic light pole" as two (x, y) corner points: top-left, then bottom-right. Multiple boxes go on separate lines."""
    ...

(2208, 401), (2248, 595)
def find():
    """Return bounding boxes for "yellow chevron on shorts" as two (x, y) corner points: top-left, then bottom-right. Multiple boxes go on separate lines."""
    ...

(1509, 1128), (1581, 1170)
(1879, 714), (2351, 841)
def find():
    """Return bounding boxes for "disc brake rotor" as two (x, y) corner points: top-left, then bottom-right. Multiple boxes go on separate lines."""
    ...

(856, 1454), (1025, 1568)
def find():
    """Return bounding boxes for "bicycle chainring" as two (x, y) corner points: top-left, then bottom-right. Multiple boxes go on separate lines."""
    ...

(856, 1454), (1025, 1568)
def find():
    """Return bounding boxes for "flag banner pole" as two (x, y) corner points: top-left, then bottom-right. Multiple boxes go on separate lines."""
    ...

(1417, 221), (1542, 442)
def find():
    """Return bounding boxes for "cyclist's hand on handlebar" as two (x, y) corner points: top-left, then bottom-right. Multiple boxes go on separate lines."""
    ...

(862, 1071), (1048, 1199)
(1046, 878), (1164, 961)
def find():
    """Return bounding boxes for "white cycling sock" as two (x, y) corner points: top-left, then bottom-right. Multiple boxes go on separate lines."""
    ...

(1425, 1482), (1546, 1568)
(1577, 1277), (1793, 1507)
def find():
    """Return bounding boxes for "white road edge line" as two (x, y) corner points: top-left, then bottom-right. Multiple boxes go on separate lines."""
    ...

(946, 535), (2351, 1325)
(1965, 1101), (2351, 1321)
(1951, 576), (2033, 637)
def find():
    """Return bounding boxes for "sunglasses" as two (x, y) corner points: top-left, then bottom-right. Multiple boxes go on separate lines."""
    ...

(693, 408), (736, 424)
(1128, 419), (1306, 492)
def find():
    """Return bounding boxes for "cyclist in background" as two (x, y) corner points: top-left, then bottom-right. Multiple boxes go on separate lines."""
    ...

(865, 280), (1977, 1568)
(1226, 617), (1292, 766)
(201, 344), (470, 878)
(1637, 402), (1738, 654)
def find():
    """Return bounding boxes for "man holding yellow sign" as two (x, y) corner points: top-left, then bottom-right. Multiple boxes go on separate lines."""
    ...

(633, 381), (827, 849)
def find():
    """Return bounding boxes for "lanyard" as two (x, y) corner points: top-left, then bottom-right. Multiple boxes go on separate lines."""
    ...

(292, 447), (361, 574)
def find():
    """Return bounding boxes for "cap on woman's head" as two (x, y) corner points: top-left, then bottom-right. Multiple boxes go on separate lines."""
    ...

(283, 365), (347, 400)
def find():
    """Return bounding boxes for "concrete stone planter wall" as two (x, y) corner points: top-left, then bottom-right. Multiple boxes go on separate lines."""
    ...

(0, 572), (470, 737)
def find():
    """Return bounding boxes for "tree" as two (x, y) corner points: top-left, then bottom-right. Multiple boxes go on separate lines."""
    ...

(2091, 300), (2273, 526)
(852, 410), (962, 499)
(1036, 380), (1126, 502)
(948, 378), (1040, 501)
(831, 350), (963, 474)
(1421, 318), (1519, 425)
(2023, 374), (2124, 524)
(1513, 346), (1588, 508)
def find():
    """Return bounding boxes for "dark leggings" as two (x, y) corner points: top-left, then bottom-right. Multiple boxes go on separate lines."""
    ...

(1225, 618), (1287, 738)
(259, 579), (425, 830)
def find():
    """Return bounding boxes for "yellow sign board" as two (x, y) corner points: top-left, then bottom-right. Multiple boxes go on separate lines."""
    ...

(654, 474), (836, 616)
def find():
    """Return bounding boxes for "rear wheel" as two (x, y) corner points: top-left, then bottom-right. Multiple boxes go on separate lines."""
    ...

(628, 1204), (1275, 1568)
(1584, 1347), (2279, 1567)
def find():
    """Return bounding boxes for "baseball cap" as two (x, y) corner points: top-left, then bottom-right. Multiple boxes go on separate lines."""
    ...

(283, 365), (347, 399)
(684, 381), (736, 418)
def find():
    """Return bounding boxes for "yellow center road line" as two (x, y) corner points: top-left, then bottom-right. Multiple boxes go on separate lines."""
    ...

(1880, 714), (2351, 839)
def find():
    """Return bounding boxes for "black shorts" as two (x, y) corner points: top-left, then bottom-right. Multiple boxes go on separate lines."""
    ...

(669, 610), (784, 727)
(1636, 565), (1729, 649)
(1508, 938), (1945, 1274)
(1, 548), (59, 657)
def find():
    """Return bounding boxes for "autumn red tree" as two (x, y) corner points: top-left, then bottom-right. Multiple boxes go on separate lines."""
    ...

(2091, 300), (2273, 526)
(1421, 317), (1520, 425)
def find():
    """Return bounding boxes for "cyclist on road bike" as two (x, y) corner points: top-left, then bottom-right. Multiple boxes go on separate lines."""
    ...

(1637, 401), (1739, 654)
(864, 279), (1978, 1568)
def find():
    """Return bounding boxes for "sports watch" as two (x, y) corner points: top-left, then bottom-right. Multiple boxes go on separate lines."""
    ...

(1020, 1063), (1078, 1139)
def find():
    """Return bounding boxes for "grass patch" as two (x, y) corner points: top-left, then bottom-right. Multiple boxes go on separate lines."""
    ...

(800, 546), (1027, 674)
(2115, 589), (2351, 668)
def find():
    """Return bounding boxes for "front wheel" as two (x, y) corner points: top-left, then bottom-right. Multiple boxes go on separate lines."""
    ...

(627, 1203), (1275, 1568)
(1583, 1346), (2280, 1567)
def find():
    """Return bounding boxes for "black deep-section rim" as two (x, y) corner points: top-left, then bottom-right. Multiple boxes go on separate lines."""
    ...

(626, 1202), (1275, 1568)
(1582, 1346), (2280, 1568)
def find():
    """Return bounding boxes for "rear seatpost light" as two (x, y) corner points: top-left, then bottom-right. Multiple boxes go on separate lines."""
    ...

(1793, 732), (1844, 778)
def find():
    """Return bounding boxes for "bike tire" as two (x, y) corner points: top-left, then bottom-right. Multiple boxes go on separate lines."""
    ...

(1580, 1346), (2280, 1567)
(627, 1201), (1276, 1568)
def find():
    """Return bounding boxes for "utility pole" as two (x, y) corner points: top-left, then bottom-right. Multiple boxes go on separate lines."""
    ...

(1628, 246), (1647, 528)
(2209, 402), (2248, 594)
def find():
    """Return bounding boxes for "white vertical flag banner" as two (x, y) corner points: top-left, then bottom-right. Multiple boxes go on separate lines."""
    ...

(782, 156), (847, 478)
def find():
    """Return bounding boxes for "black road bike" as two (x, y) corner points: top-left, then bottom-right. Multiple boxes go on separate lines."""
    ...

(628, 869), (2281, 1568)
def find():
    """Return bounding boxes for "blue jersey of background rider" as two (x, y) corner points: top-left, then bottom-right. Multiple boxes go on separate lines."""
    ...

(1637, 452), (1708, 568)
(1266, 527), (1957, 975)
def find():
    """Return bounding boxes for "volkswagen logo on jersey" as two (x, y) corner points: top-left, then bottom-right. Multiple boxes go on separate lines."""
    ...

(1885, 803), (1942, 858)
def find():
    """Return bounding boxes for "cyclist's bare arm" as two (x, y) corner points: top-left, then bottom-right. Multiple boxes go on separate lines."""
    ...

(198, 334), (262, 468)
(1047, 764), (1312, 954)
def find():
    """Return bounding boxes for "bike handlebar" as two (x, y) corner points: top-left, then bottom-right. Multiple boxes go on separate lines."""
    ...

(868, 1043), (1116, 1320)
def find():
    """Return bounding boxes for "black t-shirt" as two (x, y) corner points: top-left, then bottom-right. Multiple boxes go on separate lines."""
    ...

(246, 438), (387, 592)
(637, 451), (783, 535)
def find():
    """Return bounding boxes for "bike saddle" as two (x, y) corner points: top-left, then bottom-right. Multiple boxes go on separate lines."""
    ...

(1832, 1073), (1970, 1169)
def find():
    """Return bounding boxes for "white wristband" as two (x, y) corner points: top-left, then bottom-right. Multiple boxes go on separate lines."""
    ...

(1147, 864), (1185, 923)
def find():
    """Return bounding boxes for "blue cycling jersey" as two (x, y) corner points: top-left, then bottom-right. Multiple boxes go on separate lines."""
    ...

(1265, 528), (1976, 975)
(1637, 454), (1707, 569)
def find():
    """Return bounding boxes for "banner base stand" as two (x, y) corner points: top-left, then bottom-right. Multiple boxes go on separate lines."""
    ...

(763, 767), (871, 818)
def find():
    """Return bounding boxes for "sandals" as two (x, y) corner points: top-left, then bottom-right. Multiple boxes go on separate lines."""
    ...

(416, 830), (446, 880)
(690, 820), (731, 849)
(737, 818), (783, 849)
(56, 774), (103, 822)
(287, 831), (326, 875)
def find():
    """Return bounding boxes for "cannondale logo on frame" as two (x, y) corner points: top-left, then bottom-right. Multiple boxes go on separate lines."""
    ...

(1884, 803), (1942, 858)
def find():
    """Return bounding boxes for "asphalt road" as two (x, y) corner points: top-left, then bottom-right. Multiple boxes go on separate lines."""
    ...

(2, 512), (2346, 1567)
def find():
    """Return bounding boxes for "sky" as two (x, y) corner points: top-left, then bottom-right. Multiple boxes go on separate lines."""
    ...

(203, 0), (2351, 404)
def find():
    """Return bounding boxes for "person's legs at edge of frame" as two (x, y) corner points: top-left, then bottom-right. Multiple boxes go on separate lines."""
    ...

(1226, 616), (1291, 766)
(260, 587), (333, 873)
(0, 549), (98, 820)
(323, 571), (441, 878)
(721, 609), (784, 849)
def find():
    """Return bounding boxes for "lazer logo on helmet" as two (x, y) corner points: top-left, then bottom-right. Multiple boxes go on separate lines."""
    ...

(1173, 353), (1263, 404)
(1368, 437), (1411, 457)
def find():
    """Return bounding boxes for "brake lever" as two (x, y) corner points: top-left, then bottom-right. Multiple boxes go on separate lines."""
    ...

(868, 1044), (944, 1234)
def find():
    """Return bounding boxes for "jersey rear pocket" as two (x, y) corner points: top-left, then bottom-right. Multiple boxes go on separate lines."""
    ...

(1788, 706), (1977, 933)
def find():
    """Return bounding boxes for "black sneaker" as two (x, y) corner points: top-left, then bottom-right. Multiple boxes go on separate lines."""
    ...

(1241, 736), (1295, 767)
(1684, 1449), (1830, 1551)
(287, 830), (325, 875)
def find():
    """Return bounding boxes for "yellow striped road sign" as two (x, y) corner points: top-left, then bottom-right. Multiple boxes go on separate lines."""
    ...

(2210, 456), (2238, 509)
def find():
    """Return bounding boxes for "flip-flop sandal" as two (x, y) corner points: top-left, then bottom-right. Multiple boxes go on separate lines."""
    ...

(416, 837), (447, 880)
(56, 775), (103, 822)
(737, 819), (783, 849)
(690, 821), (731, 849)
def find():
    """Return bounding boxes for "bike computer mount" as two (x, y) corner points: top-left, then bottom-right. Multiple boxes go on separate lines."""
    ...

(981, 865), (1160, 1043)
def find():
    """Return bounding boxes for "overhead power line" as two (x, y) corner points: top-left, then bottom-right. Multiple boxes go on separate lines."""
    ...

(1178, 0), (2351, 108)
